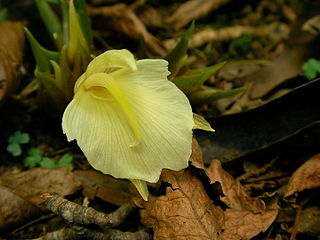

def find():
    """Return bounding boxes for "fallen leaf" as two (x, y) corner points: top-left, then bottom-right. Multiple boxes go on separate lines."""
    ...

(134, 169), (224, 240)
(0, 21), (25, 103)
(298, 205), (320, 236)
(302, 15), (320, 35)
(284, 154), (320, 199)
(74, 170), (131, 206)
(206, 160), (266, 213)
(167, 0), (233, 30)
(206, 161), (279, 239)
(0, 167), (82, 207)
(190, 137), (205, 169)
(135, 5), (164, 29)
(196, 78), (320, 163)
(89, 4), (166, 56)
(0, 185), (42, 234)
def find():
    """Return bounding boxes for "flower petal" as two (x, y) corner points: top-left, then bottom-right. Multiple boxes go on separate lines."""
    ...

(193, 113), (214, 132)
(62, 58), (194, 183)
(131, 179), (149, 201)
(85, 49), (137, 76)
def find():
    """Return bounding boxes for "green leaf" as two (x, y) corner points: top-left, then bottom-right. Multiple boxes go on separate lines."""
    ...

(0, 8), (8, 22)
(302, 58), (320, 80)
(57, 154), (74, 170)
(24, 28), (59, 72)
(35, 67), (68, 112)
(46, 0), (59, 3)
(173, 62), (226, 94)
(73, 0), (94, 53)
(165, 21), (194, 78)
(35, 0), (63, 48)
(8, 131), (30, 144)
(39, 157), (57, 168)
(189, 86), (247, 105)
(24, 148), (43, 167)
(7, 143), (22, 157)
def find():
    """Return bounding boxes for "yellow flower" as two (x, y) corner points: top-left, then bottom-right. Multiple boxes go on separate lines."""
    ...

(62, 49), (213, 200)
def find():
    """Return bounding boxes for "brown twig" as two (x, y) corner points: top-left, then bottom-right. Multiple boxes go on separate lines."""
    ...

(42, 193), (137, 228)
(237, 158), (278, 182)
(164, 22), (290, 50)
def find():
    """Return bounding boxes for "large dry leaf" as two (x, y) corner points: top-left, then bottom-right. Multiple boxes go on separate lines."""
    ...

(89, 4), (166, 56)
(74, 170), (131, 206)
(206, 161), (279, 239)
(196, 78), (320, 163)
(134, 169), (224, 240)
(284, 154), (320, 199)
(0, 167), (82, 207)
(0, 21), (25, 103)
(0, 185), (42, 234)
(167, 0), (233, 30)
(190, 137), (205, 169)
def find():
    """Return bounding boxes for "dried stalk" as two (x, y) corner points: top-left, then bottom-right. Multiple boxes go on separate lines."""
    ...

(164, 22), (290, 50)
(42, 193), (136, 228)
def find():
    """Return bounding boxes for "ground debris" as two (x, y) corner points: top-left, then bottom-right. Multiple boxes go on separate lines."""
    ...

(167, 0), (233, 30)
(30, 226), (150, 240)
(285, 154), (320, 200)
(164, 22), (290, 50)
(134, 169), (224, 240)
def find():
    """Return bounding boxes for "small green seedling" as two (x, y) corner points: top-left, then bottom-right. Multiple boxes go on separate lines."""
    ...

(24, 148), (73, 171)
(39, 154), (74, 170)
(7, 131), (30, 156)
(23, 147), (42, 167)
(302, 58), (320, 80)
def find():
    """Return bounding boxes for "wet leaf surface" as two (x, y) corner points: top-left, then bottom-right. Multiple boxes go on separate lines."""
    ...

(196, 78), (320, 163)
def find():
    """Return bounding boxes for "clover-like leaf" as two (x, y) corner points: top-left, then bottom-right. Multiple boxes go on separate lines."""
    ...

(23, 148), (43, 168)
(57, 154), (74, 170)
(302, 58), (320, 80)
(7, 143), (22, 157)
(39, 157), (57, 168)
(8, 131), (30, 144)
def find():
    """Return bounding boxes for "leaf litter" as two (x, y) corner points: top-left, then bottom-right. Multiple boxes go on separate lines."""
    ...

(1, 0), (320, 239)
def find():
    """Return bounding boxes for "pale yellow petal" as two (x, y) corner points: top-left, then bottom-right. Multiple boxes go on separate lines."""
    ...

(131, 179), (149, 201)
(85, 49), (137, 76)
(84, 73), (141, 144)
(193, 113), (215, 132)
(62, 58), (193, 183)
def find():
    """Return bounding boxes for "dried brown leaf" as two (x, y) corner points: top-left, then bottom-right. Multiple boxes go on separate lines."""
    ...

(0, 185), (42, 234)
(298, 205), (320, 236)
(0, 167), (82, 207)
(135, 5), (164, 28)
(89, 4), (166, 56)
(206, 160), (279, 239)
(190, 137), (205, 169)
(74, 170), (131, 206)
(134, 170), (224, 240)
(206, 160), (266, 212)
(284, 154), (320, 199)
(167, 0), (233, 30)
(0, 21), (25, 103)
